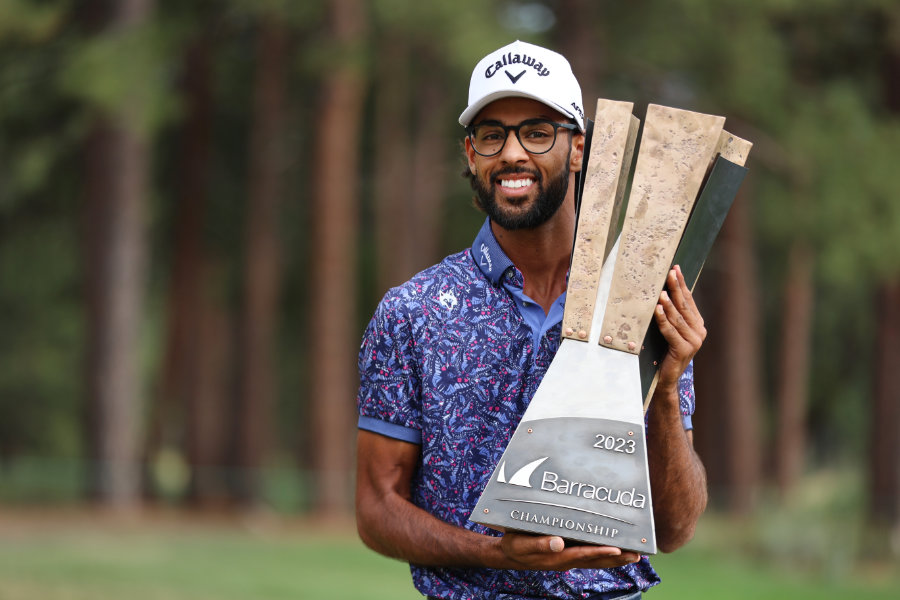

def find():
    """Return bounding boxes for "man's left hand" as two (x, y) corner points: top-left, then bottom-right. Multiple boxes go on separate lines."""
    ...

(654, 264), (706, 391)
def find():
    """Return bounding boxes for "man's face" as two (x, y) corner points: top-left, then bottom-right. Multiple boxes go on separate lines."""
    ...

(465, 97), (584, 231)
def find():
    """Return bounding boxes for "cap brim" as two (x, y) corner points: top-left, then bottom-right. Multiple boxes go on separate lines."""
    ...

(459, 90), (585, 132)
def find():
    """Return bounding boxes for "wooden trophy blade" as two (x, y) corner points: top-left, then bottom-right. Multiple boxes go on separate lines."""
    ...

(639, 131), (752, 407)
(600, 105), (725, 354)
(604, 116), (640, 264)
(563, 100), (638, 343)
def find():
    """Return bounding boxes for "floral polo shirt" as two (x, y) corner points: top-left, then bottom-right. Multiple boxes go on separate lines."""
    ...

(357, 218), (696, 600)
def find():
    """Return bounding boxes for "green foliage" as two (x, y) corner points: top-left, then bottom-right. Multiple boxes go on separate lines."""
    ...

(0, 0), (66, 42)
(0, 5), (86, 459)
(371, 0), (509, 74)
(225, 0), (325, 25)
(0, 218), (83, 457)
(58, 21), (181, 139)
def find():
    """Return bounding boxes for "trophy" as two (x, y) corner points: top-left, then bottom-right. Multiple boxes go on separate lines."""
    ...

(471, 100), (752, 554)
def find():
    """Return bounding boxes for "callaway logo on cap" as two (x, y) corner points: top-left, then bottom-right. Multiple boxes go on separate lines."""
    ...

(459, 40), (585, 132)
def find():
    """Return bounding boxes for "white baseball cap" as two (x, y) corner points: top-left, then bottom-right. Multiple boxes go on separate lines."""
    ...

(459, 40), (585, 132)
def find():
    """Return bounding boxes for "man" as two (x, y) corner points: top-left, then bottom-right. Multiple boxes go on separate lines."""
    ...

(356, 40), (707, 599)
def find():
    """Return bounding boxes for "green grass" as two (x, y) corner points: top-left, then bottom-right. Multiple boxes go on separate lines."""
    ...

(0, 510), (897, 600)
(0, 512), (421, 600)
(652, 537), (899, 600)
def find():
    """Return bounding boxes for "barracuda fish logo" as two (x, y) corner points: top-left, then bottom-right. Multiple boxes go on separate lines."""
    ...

(496, 457), (549, 488)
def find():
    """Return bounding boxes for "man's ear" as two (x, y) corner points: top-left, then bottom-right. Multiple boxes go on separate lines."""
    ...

(570, 132), (585, 172)
(464, 137), (477, 174)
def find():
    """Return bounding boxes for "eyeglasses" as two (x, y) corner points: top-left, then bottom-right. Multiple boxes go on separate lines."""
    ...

(466, 118), (578, 157)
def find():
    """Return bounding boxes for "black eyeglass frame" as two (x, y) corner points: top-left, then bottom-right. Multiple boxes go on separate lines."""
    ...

(465, 118), (579, 157)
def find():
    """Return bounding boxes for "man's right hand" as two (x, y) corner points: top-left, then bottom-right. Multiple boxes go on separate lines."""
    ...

(499, 532), (641, 571)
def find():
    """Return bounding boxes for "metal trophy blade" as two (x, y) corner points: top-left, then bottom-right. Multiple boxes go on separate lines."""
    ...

(471, 101), (751, 554)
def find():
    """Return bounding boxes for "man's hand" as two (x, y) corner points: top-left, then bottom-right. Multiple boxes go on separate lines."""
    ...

(646, 264), (709, 552)
(499, 532), (641, 571)
(654, 264), (707, 391)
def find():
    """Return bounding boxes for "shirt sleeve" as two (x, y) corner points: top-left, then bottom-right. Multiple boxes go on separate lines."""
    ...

(678, 360), (696, 431)
(356, 294), (423, 444)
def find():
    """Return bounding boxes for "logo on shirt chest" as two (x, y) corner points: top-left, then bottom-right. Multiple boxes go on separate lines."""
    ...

(438, 289), (458, 310)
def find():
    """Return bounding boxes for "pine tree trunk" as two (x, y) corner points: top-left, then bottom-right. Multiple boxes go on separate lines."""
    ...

(868, 280), (900, 537)
(309, 0), (366, 516)
(234, 15), (288, 506)
(409, 55), (449, 273)
(773, 242), (814, 495)
(866, 17), (900, 548)
(719, 188), (763, 515)
(188, 257), (233, 507)
(373, 35), (412, 291)
(554, 0), (606, 111)
(691, 266), (731, 507)
(83, 0), (154, 509)
(140, 31), (215, 503)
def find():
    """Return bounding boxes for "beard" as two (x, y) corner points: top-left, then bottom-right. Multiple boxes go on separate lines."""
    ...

(472, 155), (572, 231)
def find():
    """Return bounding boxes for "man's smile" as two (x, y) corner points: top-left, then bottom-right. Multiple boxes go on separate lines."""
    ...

(499, 177), (534, 190)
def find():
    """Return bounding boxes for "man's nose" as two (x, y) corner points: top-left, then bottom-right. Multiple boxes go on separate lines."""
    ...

(498, 130), (530, 163)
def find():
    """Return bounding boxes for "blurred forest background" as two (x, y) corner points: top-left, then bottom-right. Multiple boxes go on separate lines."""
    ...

(1, 0), (900, 571)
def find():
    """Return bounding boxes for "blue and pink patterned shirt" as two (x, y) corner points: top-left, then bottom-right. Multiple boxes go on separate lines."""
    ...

(357, 218), (696, 599)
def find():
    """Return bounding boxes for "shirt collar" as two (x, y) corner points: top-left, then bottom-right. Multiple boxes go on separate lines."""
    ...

(471, 218), (515, 285)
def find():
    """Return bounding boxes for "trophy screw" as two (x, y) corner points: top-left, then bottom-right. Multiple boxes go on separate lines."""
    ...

(627, 341), (636, 351)
(603, 335), (613, 344)
(484, 508), (490, 514)
(565, 328), (574, 336)
(653, 361), (658, 366)
(578, 330), (588, 339)
(527, 428), (533, 434)
(641, 538), (647, 543)
(628, 431), (634, 436)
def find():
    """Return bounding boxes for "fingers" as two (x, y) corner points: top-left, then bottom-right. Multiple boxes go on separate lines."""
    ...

(657, 292), (705, 348)
(656, 266), (706, 346)
(503, 534), (567, 557)
(653, 267), (706, 388)
(663, 266), (703, 328)
(500, 533), (641, 571)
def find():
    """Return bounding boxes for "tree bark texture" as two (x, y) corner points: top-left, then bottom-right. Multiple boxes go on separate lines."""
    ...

(691, 265), (730, 507)
(234, 15), (289, 505)
(373, 35), (412, 292)
(188, 258), (233, 507)
(867, 28), (900, 535)
(554, 0), (606, 115)
(138, 31), (215, 503)
(868, 280), (900, 529)
(83, 0), (154, 509)
(409, 52), (449, 274)
(719, 187), (763, 514)
(310, 0), (367, 515)
(773, 241), (814, 495)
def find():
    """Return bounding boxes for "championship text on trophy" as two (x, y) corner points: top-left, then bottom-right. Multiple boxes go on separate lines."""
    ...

(471, 100), (752, 554)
